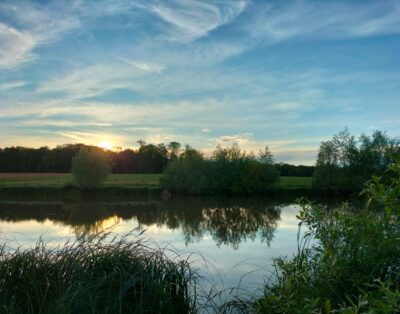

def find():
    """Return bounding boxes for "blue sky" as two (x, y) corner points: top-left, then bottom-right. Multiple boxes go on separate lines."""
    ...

(0, 0), (399, 164)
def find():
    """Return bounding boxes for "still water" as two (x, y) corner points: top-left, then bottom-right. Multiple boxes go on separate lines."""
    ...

(0, 195), (345, 298)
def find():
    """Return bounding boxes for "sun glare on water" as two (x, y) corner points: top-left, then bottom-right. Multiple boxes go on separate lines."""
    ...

(97, 141), (113, 150)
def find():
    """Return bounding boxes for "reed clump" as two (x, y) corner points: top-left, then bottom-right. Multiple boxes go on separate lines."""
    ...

(0, 233), (196, 314)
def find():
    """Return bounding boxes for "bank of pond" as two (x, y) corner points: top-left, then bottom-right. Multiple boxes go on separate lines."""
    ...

(0, 174), (399, 314)
(0, 176), (357, 202)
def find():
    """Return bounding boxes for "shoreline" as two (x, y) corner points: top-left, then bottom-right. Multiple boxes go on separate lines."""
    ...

(0, 185), (354, 201)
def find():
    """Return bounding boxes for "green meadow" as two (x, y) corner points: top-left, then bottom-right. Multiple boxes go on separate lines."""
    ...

(0, 173), (161, 188)
(0, 173), (311, 189)
(277, 176), (312, 189)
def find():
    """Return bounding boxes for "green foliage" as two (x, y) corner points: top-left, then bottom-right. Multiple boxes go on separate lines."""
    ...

(161, 146), (208, 194)
(0, 233), (195, 314)
(313, 129), (399, 193)
(161, 144), (280, 195)
(71, 147), (111, 189)
(254, 160), (400, 313)
(361, 155), (400, 214)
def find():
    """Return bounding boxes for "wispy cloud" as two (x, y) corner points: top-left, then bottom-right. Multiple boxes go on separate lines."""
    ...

(0, 1), (80, 69)
(149, 0), (248, 42)
(0, 23), (35, 69)
(0, 80), (27, 91)
(37, 62), (157, 98)
(249, 0), (400, 42)
(3, 1), (80, 43)
(119, 58), (165, 73)
(214, 133), (253, 146)
(0, 0), (248, 69)
(0, 99), (223, 127)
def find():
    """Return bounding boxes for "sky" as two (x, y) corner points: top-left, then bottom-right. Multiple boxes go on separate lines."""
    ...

(0, 0), (399, 165)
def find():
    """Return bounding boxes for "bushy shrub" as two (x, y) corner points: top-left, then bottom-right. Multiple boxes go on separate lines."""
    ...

(71, 147), (111, 189)
(161, 146), (208, 195)
(253, 159), (400, 313)
(161, 144), (279, 195)
(207, 145), (279, 194)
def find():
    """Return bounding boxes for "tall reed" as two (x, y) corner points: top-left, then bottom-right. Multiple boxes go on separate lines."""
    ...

(0, 232), (196, 314)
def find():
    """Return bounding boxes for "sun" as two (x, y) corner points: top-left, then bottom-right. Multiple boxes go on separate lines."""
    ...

(97, 141), (113, 150)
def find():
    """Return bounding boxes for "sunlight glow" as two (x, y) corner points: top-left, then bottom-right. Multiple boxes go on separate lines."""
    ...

(97, 141), (113, 150)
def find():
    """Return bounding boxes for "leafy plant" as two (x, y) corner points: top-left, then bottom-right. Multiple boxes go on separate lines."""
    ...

(161, 144), (279, 195)
(254, 160), (400, 313)
(71, 147), (111, 189)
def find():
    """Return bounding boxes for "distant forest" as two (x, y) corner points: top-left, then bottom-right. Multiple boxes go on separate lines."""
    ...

(0, 142), (314, 176)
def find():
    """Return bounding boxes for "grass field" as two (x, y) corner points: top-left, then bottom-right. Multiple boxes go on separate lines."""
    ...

(0, 173), (312, 189)
(277, 176), (312, 189)
(0, 173), (161, 188)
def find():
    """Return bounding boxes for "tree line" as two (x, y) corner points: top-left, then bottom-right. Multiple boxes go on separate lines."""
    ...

(0, 141), (314, 176)
(159, 129), (399, 195)
(275, 163), (315, 177)
(0, 141), (174, 174)
(1, 129), (398, 195)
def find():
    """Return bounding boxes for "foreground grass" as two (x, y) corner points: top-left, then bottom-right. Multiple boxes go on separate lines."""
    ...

(0, 173), (311, 190)
(0, 233), (195, 314)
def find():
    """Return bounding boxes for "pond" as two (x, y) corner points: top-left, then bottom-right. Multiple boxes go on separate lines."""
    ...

(0, 195), (352, 301)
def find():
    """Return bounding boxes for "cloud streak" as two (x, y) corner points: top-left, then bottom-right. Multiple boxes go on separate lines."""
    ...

(249, 0), (400, 43)
(150, 0), (248, 42)
(0, 1), (81, 69)
(0, 0), (248, 69)
(0, 80), (27, 91)
(0, 23), (35, 69)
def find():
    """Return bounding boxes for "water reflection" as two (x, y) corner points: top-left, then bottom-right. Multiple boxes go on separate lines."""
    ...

(0, 196), (354, 294)
(0, 198), (283, 249)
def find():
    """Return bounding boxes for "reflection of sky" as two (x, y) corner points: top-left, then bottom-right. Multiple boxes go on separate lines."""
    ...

(0, 204), (302, 299)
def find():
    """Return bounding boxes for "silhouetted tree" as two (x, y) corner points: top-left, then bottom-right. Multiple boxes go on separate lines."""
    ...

(313, 129), (399, 193)
(259, 146), (274, 164)
(167, 142), (181, 161)
(71, 147), (111, 189)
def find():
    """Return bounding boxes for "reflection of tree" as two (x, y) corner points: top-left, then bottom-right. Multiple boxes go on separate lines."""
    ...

(0, 198), (285, 248)
(201, 206), (280, 249)
(128, 199), (282, 248)
(0, 196), (355, 248)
